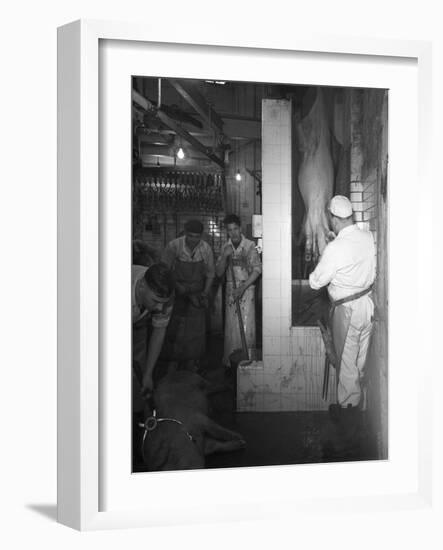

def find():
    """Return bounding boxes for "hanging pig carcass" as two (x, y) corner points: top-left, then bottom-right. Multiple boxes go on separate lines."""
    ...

(296, 87), (334, 262)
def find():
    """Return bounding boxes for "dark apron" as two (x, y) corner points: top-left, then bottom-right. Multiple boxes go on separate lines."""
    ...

(162, 258), (207, 361)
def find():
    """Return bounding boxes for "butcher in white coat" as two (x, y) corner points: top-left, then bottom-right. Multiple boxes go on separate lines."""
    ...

(309, 196), (376, 412)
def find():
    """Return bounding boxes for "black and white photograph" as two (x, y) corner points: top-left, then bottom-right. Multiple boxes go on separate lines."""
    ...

(131, 76), (388, 472)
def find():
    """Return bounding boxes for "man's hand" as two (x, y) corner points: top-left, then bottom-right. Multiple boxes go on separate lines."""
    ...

(326, 231), (336, 243)
(175, 282), (187, 296)
(223, 245), (234, 259)
(188, 294), (201, 308)
(199, 291), (209, 308)
(141, 373), (153, 399)
(232, 284), (246, 300)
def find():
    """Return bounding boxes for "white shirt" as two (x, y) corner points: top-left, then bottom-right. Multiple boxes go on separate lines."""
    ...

(309, 224), (376, 301)
(216, 235), (262, 283)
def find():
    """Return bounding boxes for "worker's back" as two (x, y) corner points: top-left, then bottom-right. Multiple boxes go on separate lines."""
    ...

(326, 224), (376, 300)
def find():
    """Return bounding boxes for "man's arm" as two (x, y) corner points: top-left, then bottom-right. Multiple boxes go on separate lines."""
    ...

(215, 244), (233, 278)
(161, 242), (176, 269)
(309, 244), (337, 290)
(233, 245), (262, 299)
(203, 246), (215, 295)
(141, 326), (166, 393)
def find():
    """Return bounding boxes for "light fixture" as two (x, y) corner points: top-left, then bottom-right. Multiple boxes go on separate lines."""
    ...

(177, 147), (185, 160)
(235, 169), (242, 182)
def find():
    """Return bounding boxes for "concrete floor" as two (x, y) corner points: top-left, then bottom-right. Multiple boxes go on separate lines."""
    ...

(205, 368), (378, 468)
(133, 333), (378, 472)
(199, 334), (372, 466)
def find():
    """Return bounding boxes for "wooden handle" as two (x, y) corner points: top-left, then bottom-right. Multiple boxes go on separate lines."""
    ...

(229, 259), (249, 359)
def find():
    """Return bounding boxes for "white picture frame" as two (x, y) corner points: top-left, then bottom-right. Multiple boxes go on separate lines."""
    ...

(57, 19), (434, 531)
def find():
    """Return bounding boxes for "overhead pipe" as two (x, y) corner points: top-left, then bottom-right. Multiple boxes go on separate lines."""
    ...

(157, 78), (162, 109)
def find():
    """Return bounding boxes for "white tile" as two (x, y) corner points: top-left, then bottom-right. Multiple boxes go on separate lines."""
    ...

(280, 336), (292, 356)
(263, 355), (283, 374)
(262, 164), (281, 184)
(262, 279), (281, 299)
(262, 102), (281, 124)
(262, 125), (281, 146)
(280, 355), (295, 371)
(281, 281), (291, 298)
(280, 295), (291, 313)
(263, 316), (281, 336)
(262, 239), (281, 260)
(281, 164), (291, 182)
(350, 191), (363, 202)
(262, 144), (281, 166)
(280, 317), (291, 334)
(350, 181), (364, 192)
(262, 261), (281, 279)
(263, 336), (281, 355)
(262, 393), (282, 412)
(263, 297), (281, 318)
(262, 221), (281, 240)
(262, 185), (281, 205)
(278, 203), (291, 223)
(263, 203), (282, 221)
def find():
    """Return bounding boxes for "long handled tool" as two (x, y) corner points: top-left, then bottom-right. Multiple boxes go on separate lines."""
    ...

(317, 319), (338, 401)
(228, 258), (250, 364)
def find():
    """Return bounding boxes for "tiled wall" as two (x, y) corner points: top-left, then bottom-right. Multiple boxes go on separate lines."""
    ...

(237, 99), (334, 412)
(349, 90), (378, 239)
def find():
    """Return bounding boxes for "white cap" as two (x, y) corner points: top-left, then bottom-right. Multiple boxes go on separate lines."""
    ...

(328, 195), (353, 218)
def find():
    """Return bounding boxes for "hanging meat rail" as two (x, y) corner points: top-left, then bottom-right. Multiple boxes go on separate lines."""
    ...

(133, 169), (225, 214)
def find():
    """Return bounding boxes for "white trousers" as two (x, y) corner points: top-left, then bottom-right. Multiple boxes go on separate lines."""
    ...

(336, 295), (374, 407)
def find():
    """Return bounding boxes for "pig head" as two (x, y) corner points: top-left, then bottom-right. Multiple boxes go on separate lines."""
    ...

(296, 87), (334, 262)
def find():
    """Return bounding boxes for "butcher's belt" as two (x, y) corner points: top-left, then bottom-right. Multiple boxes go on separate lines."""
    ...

(330, 284), (373, 310)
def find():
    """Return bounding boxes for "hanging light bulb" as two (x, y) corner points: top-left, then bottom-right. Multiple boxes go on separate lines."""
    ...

(177, 147), (185, 160)
(235, 169), (242, 182)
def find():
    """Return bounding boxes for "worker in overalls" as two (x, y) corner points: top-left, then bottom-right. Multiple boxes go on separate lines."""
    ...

(132, 262), (175, 402)
(161, 219), (215, 370)
(216, 214), (262, 367)
(309, 196), (376, 421)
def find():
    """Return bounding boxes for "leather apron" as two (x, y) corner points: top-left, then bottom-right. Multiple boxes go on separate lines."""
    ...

(162, 258), (206, 361)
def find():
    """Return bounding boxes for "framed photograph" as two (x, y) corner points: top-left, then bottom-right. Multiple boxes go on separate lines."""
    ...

(57, 19), (433, 530)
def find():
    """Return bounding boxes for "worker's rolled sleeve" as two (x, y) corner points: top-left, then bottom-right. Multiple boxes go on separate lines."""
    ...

(248, 246), (262, 275)
(202, 243), (215, 279)
(160, 244), (176, 269)
(151, 301), (173, 329)
(309, 244), (337, 290)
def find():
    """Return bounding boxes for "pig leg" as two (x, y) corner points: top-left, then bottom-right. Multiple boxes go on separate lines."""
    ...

(203, 437), (246, 456)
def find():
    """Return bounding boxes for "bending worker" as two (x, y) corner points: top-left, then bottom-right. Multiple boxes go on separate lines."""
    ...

(161, 219), (215, 369)
(216, 214), (262, 367)
(132, 262), (175, 398)
(309, 195), (376, 413)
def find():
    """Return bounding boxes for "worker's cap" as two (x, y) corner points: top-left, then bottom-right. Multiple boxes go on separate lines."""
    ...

(328, 195), (353, 218)
(184, 219), (204, 234)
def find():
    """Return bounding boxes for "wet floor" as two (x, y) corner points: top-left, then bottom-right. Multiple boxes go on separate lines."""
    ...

(133, 333), (379, 472)
(201, 334), (378, 468)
